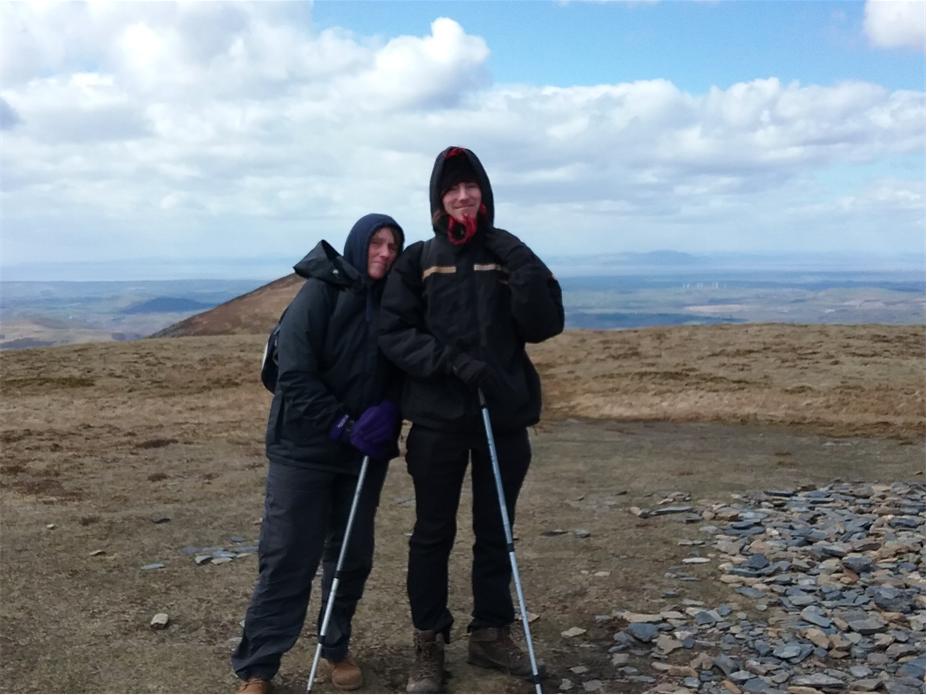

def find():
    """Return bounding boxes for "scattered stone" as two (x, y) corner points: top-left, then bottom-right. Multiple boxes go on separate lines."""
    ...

(802, 627), (830, 649)
(562, 626), (586, 638)
(210, 556), (233, 565)
(150, 515), (171, 524)
(558, 678), (573, 691)
(682, 557), (711, 564)
(89, 549), (106, 557)
(847, 616), (886, 635)
(150, 613), (169, 630)
(792, 673), (845, 688)
(742, 677), (772, 693)
(542, 529), (568, 536)
(799, 605), (832, 628)
(655, 634), (682, 654)
(610, 653), (628, 667)
(621, 612), (663, 623)
(627, 622), (659, 643)
(141, 562), (165, 571)
(581, 679), (602, 692)
(651, 506), (695, 516)
(569, 665), (588, 675)
(574, 529), (591, 539)
(713, 654), (739, 677)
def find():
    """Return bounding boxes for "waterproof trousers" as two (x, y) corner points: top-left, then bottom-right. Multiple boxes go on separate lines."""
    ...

(231, 458), (388, 680)
(405, 424), (531, 638)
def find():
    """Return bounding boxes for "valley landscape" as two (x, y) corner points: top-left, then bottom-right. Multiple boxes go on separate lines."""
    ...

(0, 273), (924, 694)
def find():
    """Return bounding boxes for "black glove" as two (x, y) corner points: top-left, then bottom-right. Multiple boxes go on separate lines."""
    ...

(483, 229), (534, 268)
(449, 352), (495, 392)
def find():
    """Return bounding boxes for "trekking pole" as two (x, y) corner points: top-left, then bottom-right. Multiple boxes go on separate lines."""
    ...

(306, 455), (370, 693)
(478, 389), (544, 694)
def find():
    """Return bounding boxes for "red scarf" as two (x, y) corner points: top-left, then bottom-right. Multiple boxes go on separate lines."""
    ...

(446, 204), (487, 246)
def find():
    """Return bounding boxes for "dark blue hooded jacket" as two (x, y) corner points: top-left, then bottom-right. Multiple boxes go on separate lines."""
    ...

(265, 214), (405, 471)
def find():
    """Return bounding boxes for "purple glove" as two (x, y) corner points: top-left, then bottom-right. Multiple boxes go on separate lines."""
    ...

(350, 400), (400, 459)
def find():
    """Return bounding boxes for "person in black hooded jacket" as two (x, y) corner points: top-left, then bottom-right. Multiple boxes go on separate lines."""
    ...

(379, 147), (564, 693)
(232, 213), (404, 694)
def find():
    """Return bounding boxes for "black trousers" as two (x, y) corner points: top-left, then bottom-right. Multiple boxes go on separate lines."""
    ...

(231, 458), (388, 680)
(405, 424), (531, 637)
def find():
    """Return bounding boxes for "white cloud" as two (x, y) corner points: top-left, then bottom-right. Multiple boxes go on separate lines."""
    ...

(0, 2), (924, 272)
(864, 0), (926, 50)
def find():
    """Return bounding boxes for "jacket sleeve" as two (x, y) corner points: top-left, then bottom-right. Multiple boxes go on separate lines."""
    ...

(378, 243), (457, 378)
(487, 229), (565, 343)
(275, 279), (346, 432)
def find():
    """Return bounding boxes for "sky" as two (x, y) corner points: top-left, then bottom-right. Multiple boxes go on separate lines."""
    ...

(0, 0), (924, 280)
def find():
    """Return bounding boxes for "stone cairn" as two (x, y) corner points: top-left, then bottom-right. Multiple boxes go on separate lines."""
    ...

(561, 482), (925, 694)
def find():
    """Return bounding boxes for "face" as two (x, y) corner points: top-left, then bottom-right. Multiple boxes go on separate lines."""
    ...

(367, 227), (399, 280)
(442, 181), (482, 223)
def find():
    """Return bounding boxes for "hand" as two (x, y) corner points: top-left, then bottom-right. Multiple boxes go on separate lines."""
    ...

(483, 229), (532, 267)
(449, 353), (504, 398)
(350, 400), (400, 459)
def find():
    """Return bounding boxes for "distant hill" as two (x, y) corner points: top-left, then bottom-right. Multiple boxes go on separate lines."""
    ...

(121, 297), (214, 314)
(152, 274), (303, 337)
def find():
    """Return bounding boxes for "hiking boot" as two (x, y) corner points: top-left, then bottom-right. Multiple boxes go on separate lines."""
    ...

(326, 654), (364, 691)
(237, 676), (272, 694)
(406, 629), (445, 693)
(468, 625), (541, 679)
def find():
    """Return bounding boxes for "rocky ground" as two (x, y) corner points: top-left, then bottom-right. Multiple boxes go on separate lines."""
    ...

(0, 326), (923, 694)
(573, 481), (925, 694)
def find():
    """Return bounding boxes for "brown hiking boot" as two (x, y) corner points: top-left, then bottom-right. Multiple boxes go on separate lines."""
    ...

(326, 654), (364, 691)
(468, 625), (542, 679)
(406, 629), (445, 693)
(237, 676), (272, 694)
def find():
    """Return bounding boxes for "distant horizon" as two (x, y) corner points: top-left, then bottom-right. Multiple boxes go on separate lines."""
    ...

(2, 247), (925, 283)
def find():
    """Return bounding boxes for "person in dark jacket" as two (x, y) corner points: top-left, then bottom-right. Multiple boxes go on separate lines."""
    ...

(378, 147), (564, 693)
(233, 213), (405, 694)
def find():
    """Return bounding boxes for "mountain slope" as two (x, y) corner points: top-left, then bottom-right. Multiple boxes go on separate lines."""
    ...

(152, 274), (302, 337)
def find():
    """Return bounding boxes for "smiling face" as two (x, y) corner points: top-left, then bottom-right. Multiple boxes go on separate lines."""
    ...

(442, 181), (482, 224)
(367, 226), (399, 280)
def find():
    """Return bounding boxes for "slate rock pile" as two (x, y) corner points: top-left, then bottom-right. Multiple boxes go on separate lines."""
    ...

(180, 536), (258, 566)
(565, 482), (925, 694)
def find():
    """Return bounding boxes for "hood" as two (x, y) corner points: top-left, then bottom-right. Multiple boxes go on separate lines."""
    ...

(429, 146), (495, 235)
(292, 240), (359, 288)
(342, 213), (405, 279)
(292, 213), (404, 287)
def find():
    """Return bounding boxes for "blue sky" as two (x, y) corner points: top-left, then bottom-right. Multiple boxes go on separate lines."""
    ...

(313, 1), (925, 91)
(0, 0), (924, 280)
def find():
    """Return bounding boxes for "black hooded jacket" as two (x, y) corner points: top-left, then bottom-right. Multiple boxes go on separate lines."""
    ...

(266, 213), (404, 471)
(378, 147), (564, 433)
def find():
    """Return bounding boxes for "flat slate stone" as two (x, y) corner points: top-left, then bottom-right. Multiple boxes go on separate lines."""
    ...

(652, 506), (695, 516)
(627, 622), (659, 643)
(847, 617), (886, 635)
(562, 626), (587, 638)
(800, 605), (832, 628)
(772, 643), (801, 660)
(742, 677), (773, 693)
(792, 673), (845, 688)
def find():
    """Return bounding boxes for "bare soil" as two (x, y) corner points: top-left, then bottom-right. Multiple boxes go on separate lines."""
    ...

(0, 326), (923, 693)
